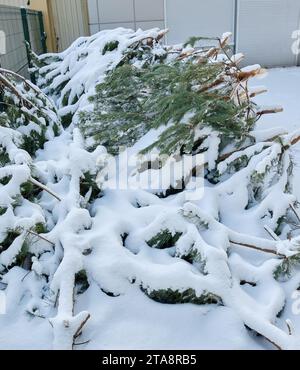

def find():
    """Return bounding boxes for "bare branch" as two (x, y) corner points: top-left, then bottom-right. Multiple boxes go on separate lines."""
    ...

(26, 229), (55, 247)
(29, 177), (61, 202)
(74, 313), (91, 340)
(230, 240), (285, 258)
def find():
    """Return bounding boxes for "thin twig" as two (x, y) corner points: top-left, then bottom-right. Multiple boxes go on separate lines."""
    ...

(54, 291), (59, 308)
(26, 229), (55, 247)
(286, 320), (293, 336)
(230, 240), (285, 258)
(263, 336), (283, 351)
(0, 68), (45, 98)
(21, 271), (31, 282)
(73, 340), (91, 347)
(257, 107), (284, 116)
(26, 310), (46, 320)
(264, 226), (281, 241)
(291, 135), (300, 146)
(74, 313), (91, 340)
(0, 73), (36, 110)
(29, 177), (61, 202)
(290, 204), (300, 224)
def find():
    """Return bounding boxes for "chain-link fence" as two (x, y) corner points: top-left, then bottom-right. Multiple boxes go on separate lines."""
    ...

(0, 5), (47, 79)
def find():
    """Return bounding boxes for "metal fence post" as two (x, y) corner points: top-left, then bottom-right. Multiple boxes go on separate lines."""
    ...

(21, 7), (36, 83)
(38, 11), (47, 54)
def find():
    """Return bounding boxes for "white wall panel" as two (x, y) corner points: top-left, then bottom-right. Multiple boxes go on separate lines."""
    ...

(165, 0), (235, 45)
(236, 0), (300, 67)
(135, 0), (164, 22)
(87, 0), (300, 66)
(88, 0), (165, 34)
(99, 0), (134, 23)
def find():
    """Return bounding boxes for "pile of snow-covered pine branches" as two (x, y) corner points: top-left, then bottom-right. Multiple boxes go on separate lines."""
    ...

(1, 27), (300, 349)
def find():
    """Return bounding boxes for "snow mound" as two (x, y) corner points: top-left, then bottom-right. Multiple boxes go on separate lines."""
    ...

(34, 28), (168, 126)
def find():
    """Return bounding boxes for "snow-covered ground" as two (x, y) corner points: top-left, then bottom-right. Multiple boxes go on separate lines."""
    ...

(252, 68), (300, 202)
(252, 67), (300, 133)
(0, 67), (300, 350)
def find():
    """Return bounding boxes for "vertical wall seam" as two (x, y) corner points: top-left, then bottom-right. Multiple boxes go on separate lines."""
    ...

(133, 0), (137, 31)
(97, 0), (101, 31)
(164, 0), (168, 44)
(233, 0), (239, 54)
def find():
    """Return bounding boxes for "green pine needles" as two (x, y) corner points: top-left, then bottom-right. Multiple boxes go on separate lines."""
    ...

(79, 36), (257, 156)
(0, 68), (61, 155)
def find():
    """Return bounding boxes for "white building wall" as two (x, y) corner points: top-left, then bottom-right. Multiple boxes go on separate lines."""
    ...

(236, 0), (300, 67)
(86, 0), (300, 67)
(165, 0), (235, 45)
(87, 0), (165, 34)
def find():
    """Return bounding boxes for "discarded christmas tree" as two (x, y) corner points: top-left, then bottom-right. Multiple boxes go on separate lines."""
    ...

(0, 68), (102, 349)
(2, 28), (300, 350)
(78, 32), (300, 349)
(0, 68), (61, 269)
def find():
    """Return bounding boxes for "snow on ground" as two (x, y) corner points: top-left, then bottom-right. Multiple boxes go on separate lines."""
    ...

(252, 67), (300, 132)
(251, 67), (300, 202)
(0, 67), (300, 350)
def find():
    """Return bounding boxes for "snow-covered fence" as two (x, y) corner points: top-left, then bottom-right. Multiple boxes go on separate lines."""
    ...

(0, 4), (46, 79)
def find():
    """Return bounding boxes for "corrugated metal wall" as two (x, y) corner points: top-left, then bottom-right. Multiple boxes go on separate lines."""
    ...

(50, 0), (89, 51)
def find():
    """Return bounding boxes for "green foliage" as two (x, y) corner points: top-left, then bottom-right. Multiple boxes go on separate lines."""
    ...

(61, 112), (73, 128)
(20, 181), (40, 202)
(34, 223), (48, 235)
(80, 172), (100, 202)
(274, 216), (286, 236)
(0, 175), (12, 186)
(52, 122), (60, 137)
(183, 36), (218, 48)
(61, 91), (80, 107)
(0, 208), (7, 216)
(20, 126), (47, 155)
(61, 91), (70, 107)
(0, 229), (20, 253)
(0, 148), (10, 167)
(80, 55), (256, 156)
(102, 40), (119, 55)
(80, 64), (145, 153)
(15, 241), (30, 269)
(180, 248), (207, 275)
(75, 270), (90, 295)
(0, 69), (61, 156)
(145, 288), (222, 306)
(118, 42), (167, 68)
(147, 230), (182, 250)
(274, 252), (300, 280)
